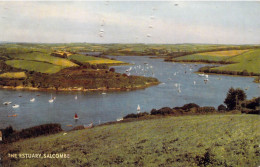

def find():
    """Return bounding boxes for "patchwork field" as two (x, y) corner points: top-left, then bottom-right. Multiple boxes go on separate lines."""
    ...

(68, 54), (125, 65)
(8, 52), (78, 67)
(5, 60), (65, 74)
(1, 114), (259, 166)
(212, 49), (260, 74)
(0, 71), (27, 79)
(173, 49), (250, 62)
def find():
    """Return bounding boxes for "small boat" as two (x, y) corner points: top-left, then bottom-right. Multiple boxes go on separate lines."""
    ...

(75, 95), (78, 100)
(117, 118), (123, 122)
(12, 104), (19, 108)
(49, 94), (54, 103)
(102, 92), (106, 95)
(8, 114), (17, 117)
(204, 79), (208, 84)
(74, 113), (79, 120)
(84, 122), (93, 129)
(193, 81), (196, 85)
(30, 98), (35, 102)
(3, 101), (12, 105)
(205, 75), (209, 78)
(137, 105), (141, 113)
(178, 84), (181, 93)
(198, 74), (205, 77)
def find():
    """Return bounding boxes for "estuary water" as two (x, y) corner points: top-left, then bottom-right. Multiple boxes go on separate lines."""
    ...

(0, 56), (259, 130)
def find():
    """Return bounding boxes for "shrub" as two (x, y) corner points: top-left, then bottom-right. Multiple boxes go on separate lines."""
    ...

(241, 97), (260, 109)
(182, 103), (200, 111)
(217, 104), (227, 111)
(1, 126), (14, 140)
(197, 107), (216, 113)
(109, 68), (115, 72)
(123, 112), (149, 119)
(3, 124), (62, 143)
(150, 107), (173, 115)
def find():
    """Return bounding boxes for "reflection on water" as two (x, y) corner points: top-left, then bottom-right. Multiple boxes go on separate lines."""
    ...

(0, 56), (259, 130)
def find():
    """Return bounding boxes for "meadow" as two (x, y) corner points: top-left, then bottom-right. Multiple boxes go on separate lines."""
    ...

(5, 60), (65, 74)
(8, 52), (78, 67)
(173, 49), (249, 63)
(172, 48), (260, 76)
(0, 71), (26, 79)
(1, 114), (259, 166)
(212, 49), (260, 74)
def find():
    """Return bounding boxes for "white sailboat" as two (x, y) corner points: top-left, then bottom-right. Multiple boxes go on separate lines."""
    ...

(178, 84), (181, 93)
(49, 94), (54, 103)
(3, 101), (12, 105)
(137, 104), (141, 113)
(12, 104), (20, 108)
(30, 98), (35, 102)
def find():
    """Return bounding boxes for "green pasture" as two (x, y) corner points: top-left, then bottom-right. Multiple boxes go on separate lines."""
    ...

(8, 52), (77, 67)
(1, 114), (259, 166)
(212, 49), (260, 74)
(5, 60), (65, 74)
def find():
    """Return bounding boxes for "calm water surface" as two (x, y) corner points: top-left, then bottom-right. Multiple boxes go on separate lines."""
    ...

(0, 56), (259, 130)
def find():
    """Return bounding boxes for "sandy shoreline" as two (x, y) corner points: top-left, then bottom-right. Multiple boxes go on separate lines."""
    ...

(0, 82), (160, 92)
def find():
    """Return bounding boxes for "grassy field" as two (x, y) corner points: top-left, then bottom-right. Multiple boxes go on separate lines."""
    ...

(8, 52), (77, 67)
(0, 72), (26, 79)
(173, 48), (260, 75)
(5, 60), (65, 74)
(173, 49), (249, 62)
(1, 114), (259, 166)
(211, 49), (260, 74)
(68, 54), (125, 65)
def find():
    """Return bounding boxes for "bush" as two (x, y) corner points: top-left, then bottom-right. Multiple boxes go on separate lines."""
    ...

(123, 112), (149, 119)
(150, 107), (173, 115)
(1, 126), (14, 140)
(3, 123), (62, 143)
(182, 103), (200, 111)
(109, 68), (115, 72)
(241, 97), (260, 109)
(217, 104), (227, 111)
(197, 107), (216, 113)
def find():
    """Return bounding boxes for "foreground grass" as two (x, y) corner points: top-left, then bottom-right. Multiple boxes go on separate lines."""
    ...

(1, 114), (259, 166)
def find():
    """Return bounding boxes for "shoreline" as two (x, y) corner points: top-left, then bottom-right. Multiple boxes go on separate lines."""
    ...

(167, 60), (259, 83)
(0, 81), (160, 92)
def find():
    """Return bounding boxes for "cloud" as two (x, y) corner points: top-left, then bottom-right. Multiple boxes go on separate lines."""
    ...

(0, 1), (259, 44)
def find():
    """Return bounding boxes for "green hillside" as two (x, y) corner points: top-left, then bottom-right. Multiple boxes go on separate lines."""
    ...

(1, 114), (259, 166)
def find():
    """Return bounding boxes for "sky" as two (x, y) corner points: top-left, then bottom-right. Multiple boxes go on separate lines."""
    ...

(0, 1), (259, 44)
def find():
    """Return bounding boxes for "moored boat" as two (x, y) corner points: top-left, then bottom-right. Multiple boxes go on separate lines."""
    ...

(12, 104), (19, 108)
(74, 113), (79, 120)
(3, 101), (12, 105)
